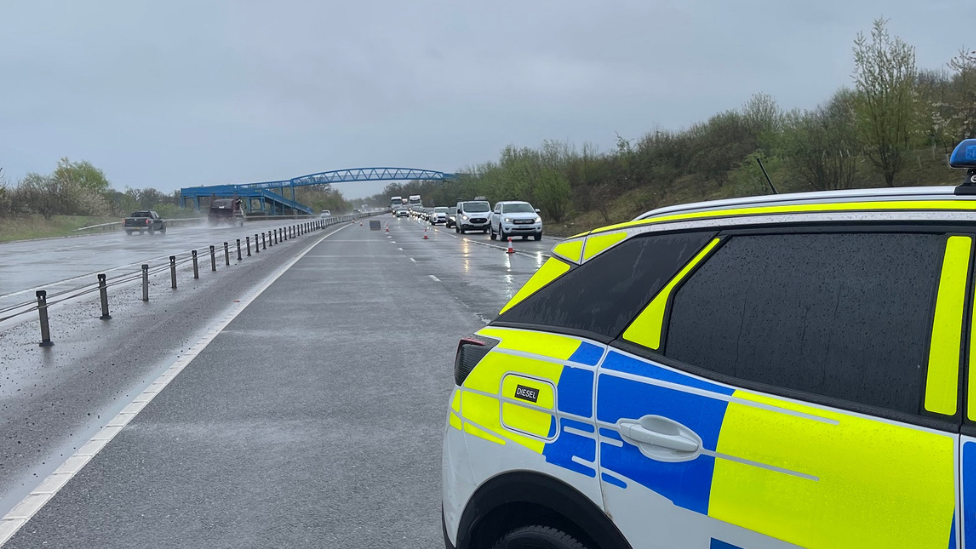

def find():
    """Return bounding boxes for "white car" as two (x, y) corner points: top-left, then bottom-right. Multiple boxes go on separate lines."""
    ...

(319, 210), (332, 218)
(430, 206), (450, 225)
(490, 201), (542, 241)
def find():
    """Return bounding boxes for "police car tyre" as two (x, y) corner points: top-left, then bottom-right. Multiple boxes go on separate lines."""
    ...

(148, 225), (155, 235)
(491, 525), (588, 549)
(160, 225), (166, 235)
(125, 230), (133, 235)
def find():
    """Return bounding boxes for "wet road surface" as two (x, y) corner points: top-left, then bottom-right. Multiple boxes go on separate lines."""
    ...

(0, 215), (560, 547)
(0, 218), (327, 318)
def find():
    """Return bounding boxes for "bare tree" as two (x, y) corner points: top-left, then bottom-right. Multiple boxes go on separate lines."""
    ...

(852, 18), (918, 186)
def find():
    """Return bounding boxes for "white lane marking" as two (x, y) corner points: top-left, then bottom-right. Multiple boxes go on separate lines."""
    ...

(0, 224), (350, 546)
(398, 248), (403, 251)
(429, 275), (441, 282)
(409, 258), (416, 263)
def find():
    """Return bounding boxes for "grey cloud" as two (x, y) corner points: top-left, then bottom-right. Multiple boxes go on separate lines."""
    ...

(0, 0), (970, 199)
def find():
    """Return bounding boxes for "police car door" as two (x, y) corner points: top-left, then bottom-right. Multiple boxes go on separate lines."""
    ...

(599, 230), (965, 549)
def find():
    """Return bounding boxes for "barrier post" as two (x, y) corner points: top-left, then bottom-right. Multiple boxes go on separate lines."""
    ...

(210, 246), (217, 271)
(169, 256), (178, 289)
(254, 234), (259, 254)
(262, 232), (267, 249)
(98, 274), (111, 320)
(236, 239), (242, 261)
(224, 242), (230, 266)
(142, 265), (149, 302)
(246, 236), (252, 257)
(36, 290), (53, 347)
(192, 250), (199, 279)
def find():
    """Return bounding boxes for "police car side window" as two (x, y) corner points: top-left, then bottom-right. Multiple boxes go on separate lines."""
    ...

(664, 233), (944, 415)
(497, 231), (717, 338)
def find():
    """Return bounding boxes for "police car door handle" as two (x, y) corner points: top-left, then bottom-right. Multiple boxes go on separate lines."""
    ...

(617, 416), (701, 457)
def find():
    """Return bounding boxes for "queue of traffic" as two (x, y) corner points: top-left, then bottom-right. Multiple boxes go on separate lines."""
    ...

(391, 198), (544, 241)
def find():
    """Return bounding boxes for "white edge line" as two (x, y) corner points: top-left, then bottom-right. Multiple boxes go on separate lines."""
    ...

(429, 275), (441, 282)
(0, 224), (349, 546)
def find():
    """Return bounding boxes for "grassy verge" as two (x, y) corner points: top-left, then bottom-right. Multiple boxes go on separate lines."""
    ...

(0, 214), (123, 243)
(545, 153), (959, 238)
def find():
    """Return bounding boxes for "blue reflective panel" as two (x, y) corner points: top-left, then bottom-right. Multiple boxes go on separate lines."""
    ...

(950, 139), (976, 168)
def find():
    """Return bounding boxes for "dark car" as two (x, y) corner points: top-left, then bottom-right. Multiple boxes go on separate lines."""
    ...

(123, 210), (166, 235)
(209, 198), (245, 227)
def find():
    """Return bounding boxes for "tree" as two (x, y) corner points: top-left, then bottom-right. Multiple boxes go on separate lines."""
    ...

(534, 167), (571, 222)
(53, 158), (110, 193)
(852, 18), (918, 186)
(786, 90), (860, 191)
(947, 48), (976, 141)
(18, 173), (65, 219)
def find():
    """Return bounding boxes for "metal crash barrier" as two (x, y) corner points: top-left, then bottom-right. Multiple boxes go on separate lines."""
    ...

(0, 212), (384, 346)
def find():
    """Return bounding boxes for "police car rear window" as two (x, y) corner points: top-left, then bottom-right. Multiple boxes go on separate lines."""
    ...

(497, 231), (717, 338)
(664, 232), (944, 416)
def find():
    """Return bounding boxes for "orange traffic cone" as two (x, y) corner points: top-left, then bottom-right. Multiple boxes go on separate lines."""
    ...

(360, 222), (363, 226)
(507, 237), (514, 254)
(424, 226), (429, 240)
(385, 224), (389, 233)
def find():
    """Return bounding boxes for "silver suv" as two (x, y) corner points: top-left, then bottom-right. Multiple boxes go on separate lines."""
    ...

(490, 200), (542, 241)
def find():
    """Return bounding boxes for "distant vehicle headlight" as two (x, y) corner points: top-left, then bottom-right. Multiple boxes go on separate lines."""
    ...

(534, 216), (542, 223)
(462, 215), (469, 220)
(504, 217), (512, 223)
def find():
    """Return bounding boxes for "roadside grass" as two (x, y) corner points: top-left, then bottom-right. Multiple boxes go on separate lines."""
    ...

(0, 214), (122, 243)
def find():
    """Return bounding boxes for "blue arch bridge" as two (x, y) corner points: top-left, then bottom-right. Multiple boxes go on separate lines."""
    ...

(180, 167), (457, 216)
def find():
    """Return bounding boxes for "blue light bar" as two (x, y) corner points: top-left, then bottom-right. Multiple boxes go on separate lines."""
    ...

(950, 139), (976, 168)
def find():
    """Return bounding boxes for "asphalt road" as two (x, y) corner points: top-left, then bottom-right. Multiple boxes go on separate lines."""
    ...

(0, 215), (560, 548)
(0, 218), (328, 318)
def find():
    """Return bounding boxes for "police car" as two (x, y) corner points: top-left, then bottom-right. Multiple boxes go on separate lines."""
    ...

(442, 140), (976, 549)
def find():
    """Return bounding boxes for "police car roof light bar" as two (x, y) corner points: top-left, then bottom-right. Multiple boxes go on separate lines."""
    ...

(951, 139), (976, 196)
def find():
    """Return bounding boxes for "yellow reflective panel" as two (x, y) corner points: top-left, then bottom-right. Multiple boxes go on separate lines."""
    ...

(498, 258), (571, 315)
(502, 403), (553, 439)
(458, 352), (563, 454)
(590, 199), (976, 236)
(925, 235), (972, 415)
(622, 238), (721, 350)
(710, 391), (955, 549)
(476, 327), (583, 362)
(449, 412), (462, 431)
(582, 232), (627, 262)
(500, 375), (555, 439)
(970, 282), (976, 421)
(451, 390), (461, 412)
(551, 240), (584, 264)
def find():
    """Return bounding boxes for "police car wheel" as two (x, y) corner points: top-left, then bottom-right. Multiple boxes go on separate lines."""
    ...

(491, 525), (588, 549)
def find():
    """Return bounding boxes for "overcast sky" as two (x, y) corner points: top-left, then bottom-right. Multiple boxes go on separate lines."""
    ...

(0, 0), (971, 200)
